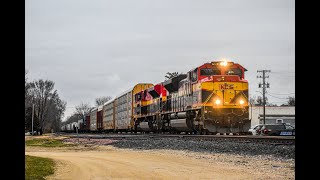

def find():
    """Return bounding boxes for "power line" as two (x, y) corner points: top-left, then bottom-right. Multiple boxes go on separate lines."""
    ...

(267, 92), (295, 95)
(266, 93), (290, 99)
(269, 74), (295, 78)
(270, 71), (295, 74)
(270, 71), (295, 76)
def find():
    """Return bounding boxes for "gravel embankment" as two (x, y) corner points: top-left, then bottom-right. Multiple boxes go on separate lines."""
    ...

(63, 137), (294, 159)
(112, 138), (295, 159)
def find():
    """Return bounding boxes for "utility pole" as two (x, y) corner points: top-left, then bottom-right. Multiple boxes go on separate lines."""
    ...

(32, 104), (34, 136)
(257, 70), (271, 124)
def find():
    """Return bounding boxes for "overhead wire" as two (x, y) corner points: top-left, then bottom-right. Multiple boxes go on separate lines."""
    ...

(270, 70), (295, 74)
(266, 93), (290, 99)
(269, 72), (295, 77)
(267, 92), (295, 95)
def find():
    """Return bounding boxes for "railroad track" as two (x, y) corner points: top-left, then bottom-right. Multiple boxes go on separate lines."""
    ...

(57, 133), (295, 145)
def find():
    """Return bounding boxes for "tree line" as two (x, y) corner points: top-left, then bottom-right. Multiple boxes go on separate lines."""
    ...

(249, 96), (295, 106)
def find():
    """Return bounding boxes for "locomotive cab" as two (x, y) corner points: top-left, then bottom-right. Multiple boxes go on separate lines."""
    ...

(189, 60), (250, 134)
(166, 60), (250, 134)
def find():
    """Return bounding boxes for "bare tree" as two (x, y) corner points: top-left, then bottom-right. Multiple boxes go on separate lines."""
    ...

(95, 96), (112, 106)
(25, 75), (67, 134)
(165, 72), (179, 80)
(30, 79), (56, 134)
(287, 96), (295, 106)
(75, 102), (92, 121)
(252, 96), (268, 106)
(44, 94), (67, 132)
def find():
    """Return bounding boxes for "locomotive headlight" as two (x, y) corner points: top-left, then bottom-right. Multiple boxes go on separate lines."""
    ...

(239, 100), (245, 105)
(215, 99), (221, 105)
(220, 61), (228, 66)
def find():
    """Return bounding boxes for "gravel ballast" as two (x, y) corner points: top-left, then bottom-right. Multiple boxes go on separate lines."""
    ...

(64, 137), (294, 159)
(112, 138), (295, 159)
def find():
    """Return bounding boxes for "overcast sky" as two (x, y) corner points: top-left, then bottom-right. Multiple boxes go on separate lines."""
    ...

(25, 0), (295, 121)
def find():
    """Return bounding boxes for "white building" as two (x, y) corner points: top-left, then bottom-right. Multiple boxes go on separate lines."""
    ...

(249, 106), (295, 127)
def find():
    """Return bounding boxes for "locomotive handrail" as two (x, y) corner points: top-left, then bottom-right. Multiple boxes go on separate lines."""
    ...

(202, 86), (215, 106)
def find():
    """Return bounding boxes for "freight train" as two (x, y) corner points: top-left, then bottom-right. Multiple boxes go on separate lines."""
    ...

(61, 60), (250, 135)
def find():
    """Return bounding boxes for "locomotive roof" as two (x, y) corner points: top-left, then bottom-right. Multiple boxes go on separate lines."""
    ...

(190, 61), (247, 71)
(114, 83), (153, 99)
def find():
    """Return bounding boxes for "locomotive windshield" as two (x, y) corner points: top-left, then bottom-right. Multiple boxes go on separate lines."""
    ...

(200, 68), (221, 76)
(225, 68), (242, 78)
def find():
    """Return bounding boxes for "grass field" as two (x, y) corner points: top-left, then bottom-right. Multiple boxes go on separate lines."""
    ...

(25, 138), (75, 147)
(25, 155), (55, 180)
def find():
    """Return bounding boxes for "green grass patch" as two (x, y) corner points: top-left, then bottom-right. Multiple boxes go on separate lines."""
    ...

(25, 155), (55, 180)
(25, 138), (75, 147)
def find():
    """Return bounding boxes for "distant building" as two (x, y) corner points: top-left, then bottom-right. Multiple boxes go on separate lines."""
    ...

(249, 106), (295, 127)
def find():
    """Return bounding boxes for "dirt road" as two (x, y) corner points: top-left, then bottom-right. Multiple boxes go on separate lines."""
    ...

(25, 145), (294, 180)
